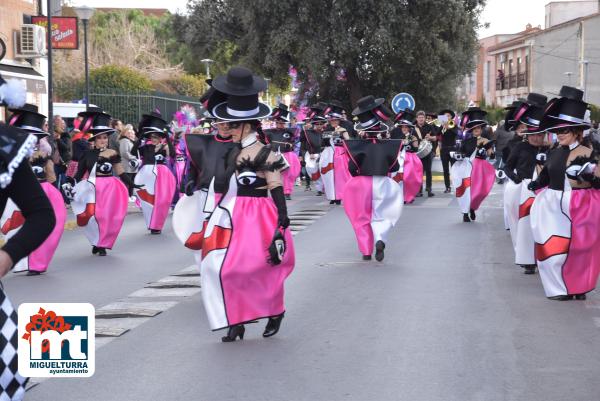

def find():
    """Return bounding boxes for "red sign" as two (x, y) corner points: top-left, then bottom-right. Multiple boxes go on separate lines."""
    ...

(31, 16), (79, 50)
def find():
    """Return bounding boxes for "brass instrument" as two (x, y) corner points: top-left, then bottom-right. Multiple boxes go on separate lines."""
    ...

(447, 119), (456, 129)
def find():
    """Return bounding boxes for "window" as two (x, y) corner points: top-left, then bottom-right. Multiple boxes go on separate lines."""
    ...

(484, 61), (490, 92)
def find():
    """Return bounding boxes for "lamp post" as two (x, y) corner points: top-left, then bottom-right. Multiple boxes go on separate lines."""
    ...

(580, 60), (589, 100)
(74, 6), (95, 109)
(265, 78), (271, 106)
(201, 58), (214, 79)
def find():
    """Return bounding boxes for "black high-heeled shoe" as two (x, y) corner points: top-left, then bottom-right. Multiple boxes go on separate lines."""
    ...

(263, 313), (284, 338)
(548, 295), (573, 301)
(469, 209), (476, 221)
(97, 247), (107, 256)
(92, 246), (99, 255)
(463, 213), (471, 223)
(375, 240), (385, 262)
(222, 325), (245, 342)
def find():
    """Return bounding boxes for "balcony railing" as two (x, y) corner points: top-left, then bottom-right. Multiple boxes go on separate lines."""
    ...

(517, 72), (527, 88)
(496, 73), (528, 90)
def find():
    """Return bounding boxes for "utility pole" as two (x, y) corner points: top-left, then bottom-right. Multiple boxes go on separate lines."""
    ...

(46, 0), (53, 134)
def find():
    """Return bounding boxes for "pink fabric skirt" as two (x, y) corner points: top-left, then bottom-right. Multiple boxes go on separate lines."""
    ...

(470, 158), (495, 211)
(282, 152), (301, 195)
(531, 188), (600, 296)
(333, 146), (352, 200)
(74, 176), (128, 248)
(136, 164), (177, 230)
(94, 177), (128, 248)
(403, 152), (423, 203)
(343, 176), (403, 256)
(201, 194), (295, 330)
(175, 160), (186, 194)
(28, 183), (67, 272)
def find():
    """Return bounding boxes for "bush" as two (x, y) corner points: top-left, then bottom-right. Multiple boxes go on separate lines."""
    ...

(165, 74), (207, 97)
(90, 65), (152, 93)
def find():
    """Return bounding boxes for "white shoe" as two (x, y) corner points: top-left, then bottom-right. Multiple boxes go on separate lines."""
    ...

(129, 196), (137, 203)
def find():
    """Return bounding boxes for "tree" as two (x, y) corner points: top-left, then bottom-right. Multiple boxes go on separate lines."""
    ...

(179, 0), (485, 111)
(90, 65), (153, 92)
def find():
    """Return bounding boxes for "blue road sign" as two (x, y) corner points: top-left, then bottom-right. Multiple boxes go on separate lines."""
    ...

(391, 93), (415, 113)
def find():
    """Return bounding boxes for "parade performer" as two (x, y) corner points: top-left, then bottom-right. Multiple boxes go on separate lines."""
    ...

(70, 109), (136, 256)
(300, 104), (327, 195)
(438, 109), (458, 193)
(528, 87), (600, 301)
(0, 123), (55, 401)
(265, 103), (300, 200)
(450, 107), (496, 222)
(501, 94), (548, 274)
(320, 103), (352, 205)
(3, 105), (66, 275)
(391, 109), (424, 203)
(200, 67), (294, 342)
(172, 86), (236, 265)
(171, 105), (199, 203)
(133, 112), (177, 235)
(343, 96), (403, 261)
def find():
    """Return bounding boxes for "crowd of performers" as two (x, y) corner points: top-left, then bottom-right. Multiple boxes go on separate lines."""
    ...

(0, 64), (599, 353)
(500, 86), (600, 301)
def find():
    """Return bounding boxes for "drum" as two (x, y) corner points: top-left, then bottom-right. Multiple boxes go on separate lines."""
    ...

(416, 140), (432, 159)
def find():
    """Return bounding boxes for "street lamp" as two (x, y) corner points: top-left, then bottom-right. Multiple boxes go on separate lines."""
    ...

(201, 59), (214, 79)
(265, 78), (271, 106)
(580, 60), (589, 100)
(74, 5), (95, 109)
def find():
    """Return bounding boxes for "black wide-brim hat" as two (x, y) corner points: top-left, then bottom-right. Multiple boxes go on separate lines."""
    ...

(8, 103), (47, 135)
(540, 96), (591, 131)
(438, 109), (456, 118)
(306, 102), (328, 123)
(519, 105), (545, 135)
(78, 108), (116, 140)
(211, 66), (271, 121)
(352, 96), (386, 131)
(139, 111), (169, 137)
(461, 107), (488, 131)
(326, 100), (345, 119)
(395, 108), (416, 127)
(352, 96), (385, 116)
(270, 103), (290, 122)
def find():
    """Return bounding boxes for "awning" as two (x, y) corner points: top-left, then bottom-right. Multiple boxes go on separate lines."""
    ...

(0, 63), (46, 94)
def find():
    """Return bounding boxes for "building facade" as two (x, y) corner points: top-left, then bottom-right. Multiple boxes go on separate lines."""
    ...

(489, 13), (600, 107)
(0, 0), (48, 121)
(545, 0), (599, 28)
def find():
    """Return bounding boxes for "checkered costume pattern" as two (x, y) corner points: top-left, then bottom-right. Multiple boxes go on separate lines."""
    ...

(0, 285), (26, 401)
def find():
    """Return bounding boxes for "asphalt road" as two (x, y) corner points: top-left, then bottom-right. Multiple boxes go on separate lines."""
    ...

(7, 182), (600, 401)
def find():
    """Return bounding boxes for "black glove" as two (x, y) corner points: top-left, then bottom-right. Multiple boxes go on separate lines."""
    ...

(184, 179), (196, 196)
(270, 186), (290, 228)
(536, 153), (547, 166)
(475, 147), (487, 159)
(528, 180), (542, 191)
(119, 173), (144, 190)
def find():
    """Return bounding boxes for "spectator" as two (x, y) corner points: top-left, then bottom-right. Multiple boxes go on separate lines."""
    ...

(52, 115), (71, 199)
(109, 118), (123, 151)
(66, 129), (90, 177)
(119, 124), (138, 199)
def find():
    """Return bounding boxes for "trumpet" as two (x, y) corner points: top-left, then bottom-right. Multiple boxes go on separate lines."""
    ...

(447, 119), (456, 129)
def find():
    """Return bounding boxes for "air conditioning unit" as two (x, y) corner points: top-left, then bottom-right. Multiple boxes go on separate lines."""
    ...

(18, 24), (47, 57)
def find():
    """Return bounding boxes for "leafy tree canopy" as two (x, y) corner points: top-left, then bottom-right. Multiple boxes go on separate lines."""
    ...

(179, 0), (485, 111)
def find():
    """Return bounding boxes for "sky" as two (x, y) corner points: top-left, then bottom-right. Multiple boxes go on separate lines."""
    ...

(68, 0), (554, 38)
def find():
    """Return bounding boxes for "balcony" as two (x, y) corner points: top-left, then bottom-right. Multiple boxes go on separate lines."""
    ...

(517, 72), (527, 88)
